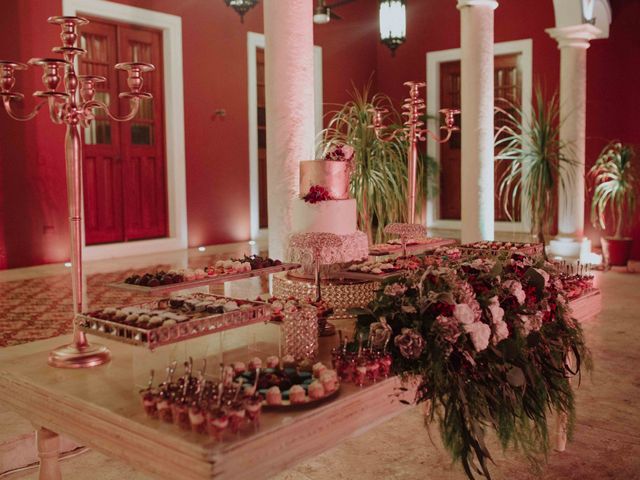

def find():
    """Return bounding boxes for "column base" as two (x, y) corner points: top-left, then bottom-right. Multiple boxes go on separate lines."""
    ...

(547, 237), (601, 264)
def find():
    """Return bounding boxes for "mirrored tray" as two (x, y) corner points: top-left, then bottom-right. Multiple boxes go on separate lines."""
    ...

(76, 293), (271, 350)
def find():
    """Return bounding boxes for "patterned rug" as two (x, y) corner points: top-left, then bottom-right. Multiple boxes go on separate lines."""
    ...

(0, 250), (264, 347)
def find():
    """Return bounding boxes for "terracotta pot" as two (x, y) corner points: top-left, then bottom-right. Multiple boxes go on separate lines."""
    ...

(602, 237), (633, 266)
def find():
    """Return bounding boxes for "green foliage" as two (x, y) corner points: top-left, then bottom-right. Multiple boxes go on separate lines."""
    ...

(356, 256), (591, 480)
(318, 82), (438, 243)
(588, 141), (638, 238)
(494, 88), (576, 247)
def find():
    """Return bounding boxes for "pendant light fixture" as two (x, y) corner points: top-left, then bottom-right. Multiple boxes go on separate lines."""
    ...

(224, 0), (259, 23)
(379, 0), (406, 56)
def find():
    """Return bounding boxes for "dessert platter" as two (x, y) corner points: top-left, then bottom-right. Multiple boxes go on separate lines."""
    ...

(337, 256), (423, 281)
(140, 356), (341, 440)
(331, 330), (394, 387)
(369, 237), (457, 256)
(140, 359), (263, 439)
(109, 255), (300, 294)
(76, 293), (271, 349)
(235, 357), (340, 409)
(458, 241), (543, 258)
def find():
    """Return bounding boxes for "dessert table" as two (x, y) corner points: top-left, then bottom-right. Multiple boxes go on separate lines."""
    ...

(0, 333), (411, 480)
(0, 290), (602, 480)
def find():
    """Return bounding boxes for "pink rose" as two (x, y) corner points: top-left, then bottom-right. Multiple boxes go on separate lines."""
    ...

(463, 322), (491, 352)
(502, 279), (526, 305)
(454, 303), (475, 325)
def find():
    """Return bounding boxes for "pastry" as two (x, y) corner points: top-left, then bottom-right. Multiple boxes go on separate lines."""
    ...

(266, 386), (282, 405)
(289, 385), (306, 404)
(266, 355), (279, 369)
(312, 362), (327, 378)
(308, 380), (325, 400)
(249, 357), (262, 370)
(320, 370), (338, 393)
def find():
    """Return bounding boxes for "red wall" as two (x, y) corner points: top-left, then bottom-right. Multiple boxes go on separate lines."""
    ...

(0, 0), (377, 268)
(1, 0), (638, 268)
(375, 0), (640, 259)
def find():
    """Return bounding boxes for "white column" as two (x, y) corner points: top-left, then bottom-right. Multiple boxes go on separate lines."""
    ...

(457, 0), (498, 243)
(263, 0), (315, 260)
(546, 24), (600, 260)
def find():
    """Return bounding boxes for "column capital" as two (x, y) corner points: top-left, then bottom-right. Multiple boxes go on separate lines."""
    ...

(546, 24), (601, 49)
(457, 0), (498, 10)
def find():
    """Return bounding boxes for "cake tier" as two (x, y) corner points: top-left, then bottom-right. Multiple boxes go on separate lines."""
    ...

(287, 230), (369, 273)
(292, 198), (357, 236)
(300, 160), (351, 200)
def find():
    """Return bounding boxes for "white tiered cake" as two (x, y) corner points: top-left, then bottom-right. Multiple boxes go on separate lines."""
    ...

(288, 148), (369, 275)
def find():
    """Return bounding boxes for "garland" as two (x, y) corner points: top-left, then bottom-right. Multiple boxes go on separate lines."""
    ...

(354, 253), (590, 479)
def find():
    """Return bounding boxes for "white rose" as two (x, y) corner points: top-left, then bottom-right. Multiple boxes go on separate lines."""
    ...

(487, 296), (505, 324)
(534, 268), (550, 287)
(454, 303), (475, 325)
(502, 280), (526, 305)
(464, 322), (491, 352)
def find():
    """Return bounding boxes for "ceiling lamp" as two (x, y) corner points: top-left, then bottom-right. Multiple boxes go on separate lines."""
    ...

(224, 0), (259, 23)
(379, 0), (406, 56)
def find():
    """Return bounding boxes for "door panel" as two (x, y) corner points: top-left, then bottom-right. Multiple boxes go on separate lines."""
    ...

(439, 61), (461, 220)
(80, 21), (123, 245)
(80, 17), (167, 245)
(118, 26), (167, 241)
(438, 54), (522, 223)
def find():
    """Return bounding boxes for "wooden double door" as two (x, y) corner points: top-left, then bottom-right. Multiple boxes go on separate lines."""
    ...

(438, 54), (522, 222)
(79, 17), (167, 245)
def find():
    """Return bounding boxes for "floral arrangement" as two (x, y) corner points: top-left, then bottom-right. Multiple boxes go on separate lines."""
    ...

(324, 143), (355, 163)
(303, 185), (332, 204)
(354, 254), (590, 479)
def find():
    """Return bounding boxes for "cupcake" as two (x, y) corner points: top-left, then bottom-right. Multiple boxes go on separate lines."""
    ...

(233, 362), (246, 375)
(282, 355), (296, 368)
(249, 357), (262, 370)
(266, 386), (282, 405)
(266, 355), (280, 369)
(312, 362), (327, 378)
(320, 370), (338, 393)
(289, 385), (306, 404)
(308, 380), (325, 400)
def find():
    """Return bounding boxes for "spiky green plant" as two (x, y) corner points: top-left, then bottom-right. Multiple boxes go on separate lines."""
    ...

(318, 82), (438, 243)
(494, 88), (575, 250)
(589, 142), (637, 239)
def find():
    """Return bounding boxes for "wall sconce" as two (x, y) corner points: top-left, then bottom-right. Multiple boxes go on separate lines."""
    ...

(379, 0), (406, 56)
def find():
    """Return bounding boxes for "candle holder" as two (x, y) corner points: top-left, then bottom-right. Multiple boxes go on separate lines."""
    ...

(0, 16), (154, 368)
(370, 81), (460, 224)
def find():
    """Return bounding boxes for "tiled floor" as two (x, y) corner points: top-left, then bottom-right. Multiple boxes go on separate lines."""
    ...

(0, 242), (263, 347)
(1, 248), (640, 479)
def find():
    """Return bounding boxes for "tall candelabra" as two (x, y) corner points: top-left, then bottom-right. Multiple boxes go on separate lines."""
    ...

(371, 81), (460, 225)
(0, 16), (154, 368)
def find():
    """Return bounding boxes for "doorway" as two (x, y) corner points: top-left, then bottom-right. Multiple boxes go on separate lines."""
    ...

(79, 17), (167, 245)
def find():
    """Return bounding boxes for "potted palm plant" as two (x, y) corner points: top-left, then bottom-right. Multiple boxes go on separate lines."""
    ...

(318, 82), (437, 243)
(589, 142), (637, 266)
(494, 88), (575, 256)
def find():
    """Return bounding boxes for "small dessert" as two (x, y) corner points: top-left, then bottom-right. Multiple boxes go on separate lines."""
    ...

(320, 370), (338, 393)
(308, 380), (325, 400)
(223, 301), (239, 312)
(156, 391), (173, 423)
(282, 355), (296, 368)
(227, 401), (246, 434)
(312, 362), (327, 378)
(244, 395), (262, 425)
(355, 362), (367, 387)
(249, 357), (262, 370)
(266, 355), (280, 369)
(266, 386), (282, 405)
(171, 399), (190, 430)
(289, 385), (306, 404)
(188, 403), (206, 434)
(207, 408), (229, 440)
(140, 389), (158, 418)
(298, 359), (313, 373)
(233, 362), (246, 375)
